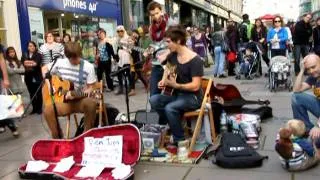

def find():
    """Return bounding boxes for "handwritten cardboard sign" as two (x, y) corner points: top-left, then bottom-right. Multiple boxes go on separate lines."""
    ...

(81, 135), (123, 168)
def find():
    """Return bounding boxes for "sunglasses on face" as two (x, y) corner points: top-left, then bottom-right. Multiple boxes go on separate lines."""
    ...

(117, 30), (124, 33)
(274, 20), (281, 23)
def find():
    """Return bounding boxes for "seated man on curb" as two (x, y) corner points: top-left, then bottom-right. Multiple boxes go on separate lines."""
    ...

(149, 25), (203, 144)
(291, 54), (320, 155)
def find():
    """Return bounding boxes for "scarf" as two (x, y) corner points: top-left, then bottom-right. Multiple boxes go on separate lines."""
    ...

(150, 15), (168, 42)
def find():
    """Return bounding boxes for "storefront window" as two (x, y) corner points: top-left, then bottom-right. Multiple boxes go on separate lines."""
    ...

(0, 0), (6, 46)
(165, 0), (180, 24)
(130, 0), (144, 29)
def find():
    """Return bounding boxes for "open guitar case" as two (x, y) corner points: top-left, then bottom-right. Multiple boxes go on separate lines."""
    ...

(18, 124), (141, 180)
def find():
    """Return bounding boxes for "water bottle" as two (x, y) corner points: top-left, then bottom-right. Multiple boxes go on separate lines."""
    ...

(220, 110), (228, 133)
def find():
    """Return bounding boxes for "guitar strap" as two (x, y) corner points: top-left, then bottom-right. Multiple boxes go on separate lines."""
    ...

(78, 59), (84, 90)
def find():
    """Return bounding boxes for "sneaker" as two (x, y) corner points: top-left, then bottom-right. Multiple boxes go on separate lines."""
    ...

(12, 131), (19, 137)
(0, 127), (5, 133)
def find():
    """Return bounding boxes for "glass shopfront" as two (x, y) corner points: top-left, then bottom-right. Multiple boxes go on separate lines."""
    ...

(17, 0), (122, 57)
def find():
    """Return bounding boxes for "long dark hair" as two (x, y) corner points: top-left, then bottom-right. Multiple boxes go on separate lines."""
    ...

(27, 41), (38, 54)
(6, 47), (21, 68)
(253, 18), (267, 34)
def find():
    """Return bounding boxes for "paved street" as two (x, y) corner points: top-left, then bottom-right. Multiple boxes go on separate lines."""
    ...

(0, 67), (319, 180)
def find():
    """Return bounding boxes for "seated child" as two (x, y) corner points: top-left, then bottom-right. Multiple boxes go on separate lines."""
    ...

(275, 119), (319, 171)
(239, 45), (255, 78)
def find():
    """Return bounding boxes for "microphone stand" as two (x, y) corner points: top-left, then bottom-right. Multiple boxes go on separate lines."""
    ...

(111, 65), (131, 123)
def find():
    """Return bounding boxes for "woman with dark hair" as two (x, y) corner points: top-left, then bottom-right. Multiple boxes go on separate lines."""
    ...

(128, 29), (148, 96)
(251, 18), (270, 74)
(226, 19), (239, 76)
(63, 34), (71, 44)
(21, 41), (43, 114)
(267, 16), (288, 57)
(192, 26), (208, 66)
(0, 47), (28, 137)
(39, 32), (64, 65)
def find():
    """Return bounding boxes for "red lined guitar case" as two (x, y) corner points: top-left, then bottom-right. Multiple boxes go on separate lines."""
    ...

(18, 124), (141, 180)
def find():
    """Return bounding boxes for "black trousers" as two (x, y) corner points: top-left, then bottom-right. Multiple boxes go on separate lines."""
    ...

(130, 70), (148, 90)
(0, 119), (17, 132)
(97, 60), (114, 90)
(25, 79), (43, 113)
(117, 64), (131, 90)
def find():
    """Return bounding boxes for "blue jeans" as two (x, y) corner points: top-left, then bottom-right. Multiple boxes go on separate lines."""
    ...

(149, 93), (201, 142)
(240, 62), (250, 75)
(291, 92), (320, 131)
(150, 65), (164, 96)
(213, 46), (226, 76)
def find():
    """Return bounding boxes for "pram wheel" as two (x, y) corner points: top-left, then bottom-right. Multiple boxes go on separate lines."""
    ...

(246, 75), (253, 80)
(235, 75), (241, 80)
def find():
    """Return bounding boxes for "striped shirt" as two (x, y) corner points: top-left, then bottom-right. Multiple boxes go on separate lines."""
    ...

(39, 43), (65, 65)
(47, 58), (96, 90)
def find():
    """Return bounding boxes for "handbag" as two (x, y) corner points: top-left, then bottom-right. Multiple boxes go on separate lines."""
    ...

(0, 89), (24, 120)
(221, 32), (230, 53)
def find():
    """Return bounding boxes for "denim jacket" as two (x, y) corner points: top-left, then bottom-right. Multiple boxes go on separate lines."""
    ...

(267, 27), (288, 49)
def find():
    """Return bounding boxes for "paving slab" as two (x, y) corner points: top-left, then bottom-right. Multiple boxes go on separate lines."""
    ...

(0, 160), (24, 178)
(134, 164), (191, 180)
(184, 167), (291, 180)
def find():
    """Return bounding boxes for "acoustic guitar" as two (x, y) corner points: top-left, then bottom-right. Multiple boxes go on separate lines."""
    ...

(211, 83), (270, 113)
(161, 63), (177, 96)
(42, 75), (101, 107)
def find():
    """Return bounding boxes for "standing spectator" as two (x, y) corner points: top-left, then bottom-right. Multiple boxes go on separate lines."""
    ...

(226, 19), (239, 76)
(21, 41), (43, 114)
(212, 24), (227, 78)
(239, 14), (253, 44)
(192, 27), (208, 66)
(115, 25), (131, 95)
(139, 25), (152, 82)
(95, 29), (117, 92)
(293, 13), (313, 75)
(313, 17), (320, 56)
(267, 16), (288, 58)
(0, 47), (28, 137)
(55, 36), (62, 43)
(205, 26), (213, 55)
(186, 27), (193, 49)
(0, 42), (9, 89)
(63, 34), (71, 44)
(39, 32), (64, 65)
(251, 18), (270, 74)
(128, 29), (148, 96)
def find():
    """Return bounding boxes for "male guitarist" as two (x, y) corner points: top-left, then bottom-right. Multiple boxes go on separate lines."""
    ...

(42, 42), (97, 139)
(149, 26), (204, 143)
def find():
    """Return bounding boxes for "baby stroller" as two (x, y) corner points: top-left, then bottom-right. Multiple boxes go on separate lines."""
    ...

(235, 42), (262, 80)
(268, 56), (293, 92)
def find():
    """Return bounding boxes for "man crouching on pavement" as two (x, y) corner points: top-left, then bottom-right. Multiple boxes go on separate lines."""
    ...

(292, 54), (320, 157)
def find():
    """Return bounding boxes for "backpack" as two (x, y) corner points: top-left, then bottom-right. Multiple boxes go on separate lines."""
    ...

(239, 22), (250, 43)
(74, 103), (120, 137)
(211, 133), (268, 168)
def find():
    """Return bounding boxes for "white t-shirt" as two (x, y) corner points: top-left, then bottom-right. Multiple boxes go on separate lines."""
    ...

(47, 58), (96, 90)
